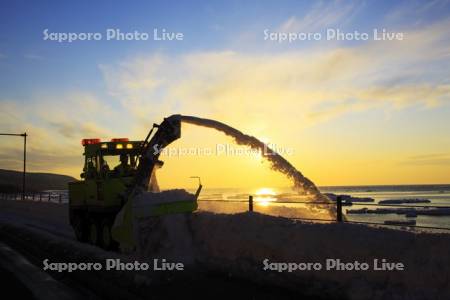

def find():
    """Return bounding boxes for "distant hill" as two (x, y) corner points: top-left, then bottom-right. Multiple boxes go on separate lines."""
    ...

(0, 169), (77, 192)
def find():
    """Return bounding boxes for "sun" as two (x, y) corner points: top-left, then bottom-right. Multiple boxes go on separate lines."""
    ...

(255, 188), (276, 196)
(254, 187), (277, 206)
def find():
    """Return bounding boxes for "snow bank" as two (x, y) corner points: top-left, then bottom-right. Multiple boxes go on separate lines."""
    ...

(138, 211), (450, 300)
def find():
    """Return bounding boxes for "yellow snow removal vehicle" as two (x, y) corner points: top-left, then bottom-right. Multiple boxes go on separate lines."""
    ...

(68, 115), (201, 251)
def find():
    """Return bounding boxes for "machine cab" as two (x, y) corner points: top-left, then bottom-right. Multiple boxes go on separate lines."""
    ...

(81, 138), (142, 181)
(71, 138), (143, 207)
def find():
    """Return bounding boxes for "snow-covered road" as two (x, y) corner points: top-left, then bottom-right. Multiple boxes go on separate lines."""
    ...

(0, 199), (74, 239)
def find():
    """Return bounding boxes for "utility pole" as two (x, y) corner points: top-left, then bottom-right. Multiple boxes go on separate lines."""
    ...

(22, 133), (27, 201)
(0, 132), (27, 200)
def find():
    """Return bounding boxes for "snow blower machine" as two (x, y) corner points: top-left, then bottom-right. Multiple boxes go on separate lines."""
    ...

(68, 115), (201, 251)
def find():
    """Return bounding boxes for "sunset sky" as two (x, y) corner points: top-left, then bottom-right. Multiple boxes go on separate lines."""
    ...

(1, 0), (450, 189)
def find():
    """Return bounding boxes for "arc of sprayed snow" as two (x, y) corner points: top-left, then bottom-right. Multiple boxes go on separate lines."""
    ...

(179, 115), (329, 204)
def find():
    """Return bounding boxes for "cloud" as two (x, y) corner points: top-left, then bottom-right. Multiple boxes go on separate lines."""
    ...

(0, 92), (117, 176)
(100, 17), (450, 133)
(48, 120), (110, 139)
(400, 153), (450, 166)
(384, 0), (450, 28)
(279, 0), (361, 33)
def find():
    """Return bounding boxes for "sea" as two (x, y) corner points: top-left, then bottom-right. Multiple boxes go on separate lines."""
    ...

(38, 184), (450, 232)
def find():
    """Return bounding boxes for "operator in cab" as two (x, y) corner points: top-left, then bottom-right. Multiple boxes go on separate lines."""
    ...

(113, 153), (134, 177)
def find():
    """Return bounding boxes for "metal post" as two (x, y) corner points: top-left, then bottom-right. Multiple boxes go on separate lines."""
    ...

(39, 193), (42, 202)
(59, 194), (62, 204)
(249, 195), (253, 212)
(22, 133), (27, 201)
(48, 193), (51, 202)
(336, 196), (343, 222)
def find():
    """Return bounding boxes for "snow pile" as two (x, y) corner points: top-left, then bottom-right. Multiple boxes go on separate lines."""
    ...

(138, 210), (450, 299)
(137, 213), (195, 264)
(133, 189), (196, 207)
(134, 189), (197, 264)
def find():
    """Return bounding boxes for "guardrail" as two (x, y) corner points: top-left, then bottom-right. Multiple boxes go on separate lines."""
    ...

(0, 192), (65, 203)
(198, 196), (450, 232)
(2, 192), (449, 231)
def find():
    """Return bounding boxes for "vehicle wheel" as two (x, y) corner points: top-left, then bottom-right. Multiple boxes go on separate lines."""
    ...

(73, 216), (88, 242)
(100, 219), (117, 250)
(89, 220), (101, 246)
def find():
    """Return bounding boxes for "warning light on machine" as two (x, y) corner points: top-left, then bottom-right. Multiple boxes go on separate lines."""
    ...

(111, 138), (129, 142)
(81, 138), (101, 146)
